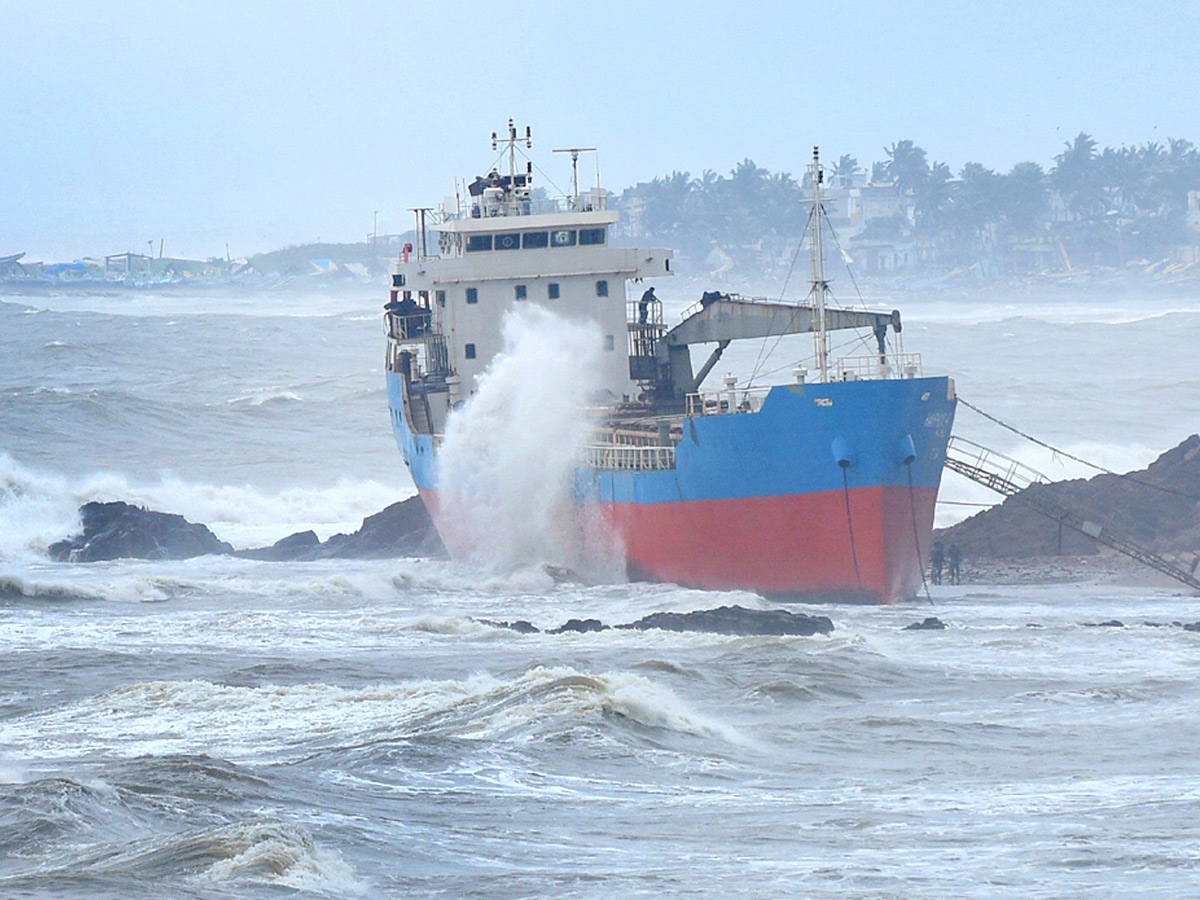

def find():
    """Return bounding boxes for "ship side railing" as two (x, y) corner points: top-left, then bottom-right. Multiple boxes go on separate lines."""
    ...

(585, 443), (676, 472)
(835, 353), (923, 381)
(450, 193), (608, 221)
(686, 386), (772, 417)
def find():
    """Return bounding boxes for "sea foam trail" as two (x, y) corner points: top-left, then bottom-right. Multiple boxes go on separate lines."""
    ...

(437, 306), (619, 577)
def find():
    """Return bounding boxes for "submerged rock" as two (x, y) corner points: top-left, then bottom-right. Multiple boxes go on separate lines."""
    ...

(47, 501), (234, 562)
(904, 616), (947, 631)
(620, 605), (834, 636)
(548, 618), (607, 634)
(477, 619), (541, 634)
(236, 530), (321, 562)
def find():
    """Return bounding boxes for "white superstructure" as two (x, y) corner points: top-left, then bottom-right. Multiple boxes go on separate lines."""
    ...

(388, 122), (673, 405)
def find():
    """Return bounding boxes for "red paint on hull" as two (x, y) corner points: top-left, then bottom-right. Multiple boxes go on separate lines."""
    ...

(416, 485), (938, 604)
(602, 486), (939, 604)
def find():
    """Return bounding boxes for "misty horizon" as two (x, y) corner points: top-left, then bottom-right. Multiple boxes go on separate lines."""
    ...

(5, 1), (1199, 262)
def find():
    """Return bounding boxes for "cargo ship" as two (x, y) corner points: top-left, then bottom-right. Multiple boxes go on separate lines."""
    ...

(384, 123), (955, 602)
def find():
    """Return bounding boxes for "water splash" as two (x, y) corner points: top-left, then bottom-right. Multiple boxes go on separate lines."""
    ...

(437, 306), (619, 577)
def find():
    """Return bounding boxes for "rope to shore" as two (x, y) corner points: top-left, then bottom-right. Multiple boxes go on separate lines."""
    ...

(959, 397), (1200, 503)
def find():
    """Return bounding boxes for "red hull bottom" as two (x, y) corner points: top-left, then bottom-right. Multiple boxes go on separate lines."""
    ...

(601, 486), (939, 604)
(419, 485), (938, 605)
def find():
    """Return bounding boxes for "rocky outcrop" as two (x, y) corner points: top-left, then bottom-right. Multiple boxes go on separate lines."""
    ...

(47, 501), (234, 562)
(239, 496), (446, 561)
(478, 605), (834, 636)
(938, 435), (1200, 558)
(621, 604), (834, 636)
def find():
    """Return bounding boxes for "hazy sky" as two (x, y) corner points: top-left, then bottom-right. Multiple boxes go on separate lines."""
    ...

(4, 0), (1199, 261)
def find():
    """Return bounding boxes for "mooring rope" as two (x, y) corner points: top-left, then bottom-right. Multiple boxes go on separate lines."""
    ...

(842, 468), (864, 592)
(959, 397), (1200, 503)
(907, 463), (934, 605)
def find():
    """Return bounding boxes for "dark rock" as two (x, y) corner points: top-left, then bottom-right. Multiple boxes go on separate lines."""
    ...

(47, 501), (234, 562)
(548, 618), (607, 634)
(1182, 622), (1200, 632)
(236, 530), (320, 561)
(936, 434), (1200, 558)
(236, 495), (446, 561)
(1084, 619), (1124, 627)
(477, 619), (541, 634)
(619, 605), (834, 636)
(904, 616), (947, 631)
(313, 496), (445, 560)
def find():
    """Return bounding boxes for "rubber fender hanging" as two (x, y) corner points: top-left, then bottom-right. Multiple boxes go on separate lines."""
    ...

(898, 433), (917, 466)
(831, 436), (853, 469)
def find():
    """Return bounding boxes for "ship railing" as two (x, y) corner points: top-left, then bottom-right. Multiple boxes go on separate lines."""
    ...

(385, 324), (450, 378)
(447, 192), (609, 221)
(946, 436), (1049, 493)
(835, 353), (923, 381)
(384, 310), (435, 343)
(686, 385), (771, 417)
(586, 443), (676, 472)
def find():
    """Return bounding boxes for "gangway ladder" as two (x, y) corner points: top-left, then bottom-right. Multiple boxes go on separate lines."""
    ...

(945, 436), (1200, 594)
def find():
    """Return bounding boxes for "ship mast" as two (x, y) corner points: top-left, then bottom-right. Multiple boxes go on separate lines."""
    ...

(807, 146), (831, 383)
(492, 118), (532, 180)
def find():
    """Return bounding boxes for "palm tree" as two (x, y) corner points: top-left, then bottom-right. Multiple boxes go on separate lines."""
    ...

(884, 140), (929, 196)
(1052, 132), (1102, 220)
(1000, 162), (1049, 235)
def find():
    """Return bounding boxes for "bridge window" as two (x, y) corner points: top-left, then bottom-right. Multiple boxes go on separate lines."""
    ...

(465, 343), (476, 359)
(550, 229), (577, 248)
(522, 231), (549, 249)
(391, 273), (405, 287)
(547, 282), (559, 299)
(514, 284), (527, 300)
(466, 235), (492, 252)
(495, 232), (520, 251)
(579, 227), (606, 246)
(466, 287), (478, 304)
(604, 334), (615, 351)
(436, 290), (446, 307)
(596, 280), (608, 297)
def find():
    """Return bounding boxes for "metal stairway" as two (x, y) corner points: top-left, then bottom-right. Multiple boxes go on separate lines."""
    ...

(945, 436), (1200, 593)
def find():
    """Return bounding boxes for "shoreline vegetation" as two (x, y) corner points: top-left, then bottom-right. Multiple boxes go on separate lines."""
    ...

(5, 132), (1200, 291)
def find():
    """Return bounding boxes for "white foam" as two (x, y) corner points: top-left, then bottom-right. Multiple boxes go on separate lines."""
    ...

(438, 306), (617, 576)
(0, 451), (414, 557)
(1, 665), (745, 764)
(196, 822), (364, 894)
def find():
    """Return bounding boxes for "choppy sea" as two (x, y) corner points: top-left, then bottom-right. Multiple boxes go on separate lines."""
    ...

(3, 281), (1200, 898)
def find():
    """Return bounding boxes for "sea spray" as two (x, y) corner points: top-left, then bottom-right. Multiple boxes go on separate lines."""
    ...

(437, 306), (620, 577)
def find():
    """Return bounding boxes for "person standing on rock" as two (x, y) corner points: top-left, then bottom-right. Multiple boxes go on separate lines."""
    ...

(931, 542), (944, 585)
(948, 544), (962, 584)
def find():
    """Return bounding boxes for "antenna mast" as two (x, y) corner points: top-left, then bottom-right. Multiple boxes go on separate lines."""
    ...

(493, 119), (532, 179)
(807, 146), (830, 383)
(554, 147), (597, 206)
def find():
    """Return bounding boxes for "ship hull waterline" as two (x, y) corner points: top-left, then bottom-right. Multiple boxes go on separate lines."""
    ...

(387, 372), (956, 604)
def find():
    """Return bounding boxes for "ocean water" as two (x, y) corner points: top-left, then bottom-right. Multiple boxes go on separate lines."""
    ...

(3, 282), (1200, 898)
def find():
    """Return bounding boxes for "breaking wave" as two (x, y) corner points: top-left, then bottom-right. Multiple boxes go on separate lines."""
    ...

(0, 451), (412, 558)
(437, 305), (620, 577)
(2, 667), (742, 766)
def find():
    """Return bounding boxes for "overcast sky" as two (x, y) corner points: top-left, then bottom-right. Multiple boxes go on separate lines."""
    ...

(4, 0), (1199, 261)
